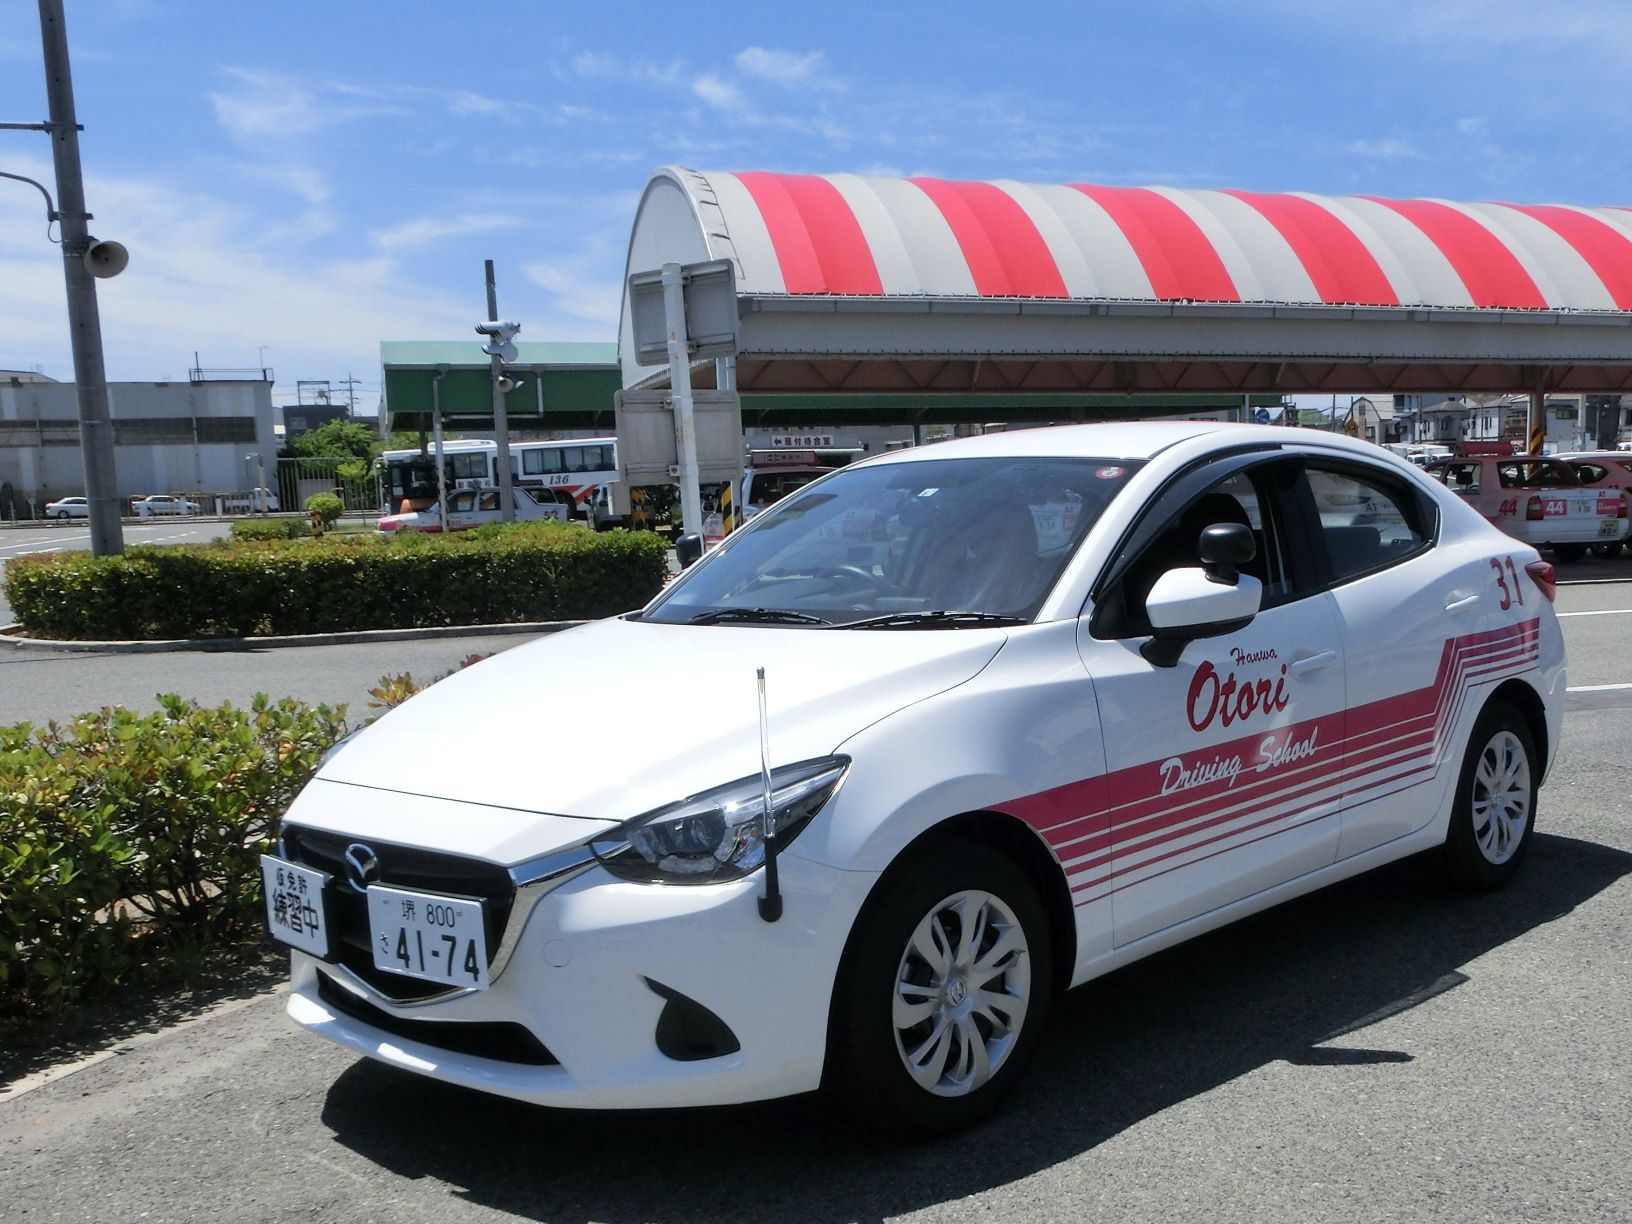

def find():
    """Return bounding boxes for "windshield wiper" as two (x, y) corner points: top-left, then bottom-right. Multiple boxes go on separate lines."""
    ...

(841, 610), (1028, 630)
(688, 608), (832, 626)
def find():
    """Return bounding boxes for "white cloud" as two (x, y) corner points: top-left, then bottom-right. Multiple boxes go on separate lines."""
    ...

(208, 68), (401, 147)
(735, 47), (826, 85)
(522, 261), (623, 328)
(692, 73), (745, 112)
(1347, 138), (1420, 159)
(369, 213), (521, 252)
(570, 51), (683, 85)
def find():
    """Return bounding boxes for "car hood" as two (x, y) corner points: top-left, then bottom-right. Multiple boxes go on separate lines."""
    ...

(300, 616), (1006, 862)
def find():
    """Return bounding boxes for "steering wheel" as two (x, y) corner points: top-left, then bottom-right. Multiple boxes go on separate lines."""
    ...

(806, 564), (878, 588)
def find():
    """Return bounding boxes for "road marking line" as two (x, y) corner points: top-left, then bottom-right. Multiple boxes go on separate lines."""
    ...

(1566, 682), (1632, 692)
(1556, 608), (1632, 618)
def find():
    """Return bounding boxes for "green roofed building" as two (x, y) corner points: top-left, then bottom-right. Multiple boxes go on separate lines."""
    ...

(380, 340), (1285, 434)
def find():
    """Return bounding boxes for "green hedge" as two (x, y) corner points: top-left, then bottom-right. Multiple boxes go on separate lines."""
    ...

(228, 518), (309, 542)
(4, 522), (670, 640)
(0, 696), (346, 1041)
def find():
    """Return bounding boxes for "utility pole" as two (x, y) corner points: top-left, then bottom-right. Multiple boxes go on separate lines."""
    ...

(339, 372), (361, 416)
(39, 0), (122, 555)
(483, 260), (516, 523)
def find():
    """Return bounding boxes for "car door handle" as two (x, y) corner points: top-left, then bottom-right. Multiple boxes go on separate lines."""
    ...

(1288, 650), (1339, 676)
(1444, 593), (1480, 616)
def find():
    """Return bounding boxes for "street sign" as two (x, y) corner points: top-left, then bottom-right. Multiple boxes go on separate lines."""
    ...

(627, 259), (738, 365)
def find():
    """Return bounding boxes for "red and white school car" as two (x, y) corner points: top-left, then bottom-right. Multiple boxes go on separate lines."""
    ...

(1556, 451), (1632, 558)
(265, 422), (1564, 1134)
(1425, 452), (1626, 561)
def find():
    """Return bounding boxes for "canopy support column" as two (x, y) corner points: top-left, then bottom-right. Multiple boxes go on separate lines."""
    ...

(664, 262), (705, 540)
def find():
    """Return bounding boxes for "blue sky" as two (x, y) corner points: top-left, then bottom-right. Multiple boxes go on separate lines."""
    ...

(1, 0), (1628, 414)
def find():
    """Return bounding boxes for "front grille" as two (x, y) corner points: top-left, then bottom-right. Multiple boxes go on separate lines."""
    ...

(283, 826), (516, 1002)
(317, 972), (557, 1066)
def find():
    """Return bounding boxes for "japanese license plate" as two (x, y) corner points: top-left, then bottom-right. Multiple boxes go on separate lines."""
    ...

(366, 885), (489, 990)
(1599, 519), (1621, 538)
(260, 855), (331, 958)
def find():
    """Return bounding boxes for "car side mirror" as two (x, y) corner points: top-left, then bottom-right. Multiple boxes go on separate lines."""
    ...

(675, 533), (704, 569)
(1140, 568), (1263, 668)
(1198, 522), (1254, 581)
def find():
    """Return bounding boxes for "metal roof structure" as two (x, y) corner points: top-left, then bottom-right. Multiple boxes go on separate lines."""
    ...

(619, 168), (1632, 397)
(380, 341), (620, 432)
(379, 340), (1280, 431)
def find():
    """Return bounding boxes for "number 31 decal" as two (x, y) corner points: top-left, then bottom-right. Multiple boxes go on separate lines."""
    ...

(1490, 556), (1525, 611)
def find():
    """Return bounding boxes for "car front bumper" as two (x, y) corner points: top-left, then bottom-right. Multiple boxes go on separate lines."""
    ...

(285, 852), (877, 1109)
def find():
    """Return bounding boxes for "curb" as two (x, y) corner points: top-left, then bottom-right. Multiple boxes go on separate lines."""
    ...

(0, 619), (589, 654)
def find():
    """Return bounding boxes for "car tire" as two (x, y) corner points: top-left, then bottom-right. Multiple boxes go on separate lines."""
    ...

(1441, 701), (1537, 892)
(55, 510), (68, 521)
(1550, 543), (1587, 562)
(826, 838), (1052, 1136)
(1590, 540), (1625, 559)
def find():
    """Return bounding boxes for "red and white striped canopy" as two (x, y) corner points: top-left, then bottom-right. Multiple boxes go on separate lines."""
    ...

(691, 170), (1632, 311)
(620, 168), (1632, 396)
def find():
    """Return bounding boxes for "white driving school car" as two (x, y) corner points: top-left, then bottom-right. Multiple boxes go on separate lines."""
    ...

(264, 422), (1564, 1134)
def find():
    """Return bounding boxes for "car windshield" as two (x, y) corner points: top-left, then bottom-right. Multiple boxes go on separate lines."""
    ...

(644, 455), (1142, 627)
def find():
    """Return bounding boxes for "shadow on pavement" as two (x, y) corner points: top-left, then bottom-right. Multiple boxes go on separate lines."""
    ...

(321, 833), (1630, 1223)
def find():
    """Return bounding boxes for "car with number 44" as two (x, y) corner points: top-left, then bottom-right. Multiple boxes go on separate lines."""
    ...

(1425, 451), (1626, 561)
(264, 422), (1565, 1134)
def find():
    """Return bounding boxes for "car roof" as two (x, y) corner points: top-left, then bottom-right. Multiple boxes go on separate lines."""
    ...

(849, 420), (1276, 467)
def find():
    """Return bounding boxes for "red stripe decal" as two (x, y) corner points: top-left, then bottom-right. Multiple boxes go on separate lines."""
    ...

(1501, 204), (1632, 311)
(1223, 190), (1399, 306)
(991, 620), (1541, 904)
(1068, 185), (1239, 301)
(1363, 197), (1547, 309)
(908, 178), (1068, 298)
(733, 172), (883, 295)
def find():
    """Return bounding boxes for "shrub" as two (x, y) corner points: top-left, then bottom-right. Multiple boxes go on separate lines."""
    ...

(3, 523), (669, 640)
(228, 518), (308, 542)
(0, 696), (347, 1041)
(304, 492), (343, 527)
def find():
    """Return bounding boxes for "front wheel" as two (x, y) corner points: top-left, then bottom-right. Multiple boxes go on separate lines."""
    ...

(826, 839), (1052, 1135)
(1442, 701), (1537, 890)
(55, 510), (68, 521)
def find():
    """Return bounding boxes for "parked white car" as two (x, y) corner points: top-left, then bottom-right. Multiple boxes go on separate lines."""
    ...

(266, 422), (1565, 1134)
(43, 496), (89, 520)
(131, 494), (200, 517)
(375, 486), (570, 534)
(221, 487), (280, 513)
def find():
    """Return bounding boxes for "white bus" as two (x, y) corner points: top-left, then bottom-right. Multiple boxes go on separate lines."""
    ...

(382, 437), (618, 516)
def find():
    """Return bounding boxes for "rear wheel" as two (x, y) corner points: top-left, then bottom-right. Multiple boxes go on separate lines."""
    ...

(1442, 701), (1537, 891)
(55, 510), (68, 521)
(1591, 540), (1626, 559)
(827, 839), (1052, 1135)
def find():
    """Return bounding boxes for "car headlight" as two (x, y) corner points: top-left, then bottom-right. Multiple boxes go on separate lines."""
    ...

(592, 756), (849, 884)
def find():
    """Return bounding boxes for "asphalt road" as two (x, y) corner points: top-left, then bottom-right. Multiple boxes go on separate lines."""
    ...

(1, 590), (1629, 1223)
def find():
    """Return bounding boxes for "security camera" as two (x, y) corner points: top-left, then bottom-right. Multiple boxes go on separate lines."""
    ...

(474, 320), (520, 341)
(83, 238), (129, 279)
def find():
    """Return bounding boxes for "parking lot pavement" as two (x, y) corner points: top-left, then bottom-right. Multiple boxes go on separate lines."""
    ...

(1, 603), (1630, 1221)
(2, 733), (1628, 1221)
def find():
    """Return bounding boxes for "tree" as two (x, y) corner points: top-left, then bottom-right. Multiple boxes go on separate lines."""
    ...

(288, 419), (379, 461)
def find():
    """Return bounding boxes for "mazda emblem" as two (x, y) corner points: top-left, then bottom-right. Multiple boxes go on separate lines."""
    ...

(343, 843), (380, 894)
